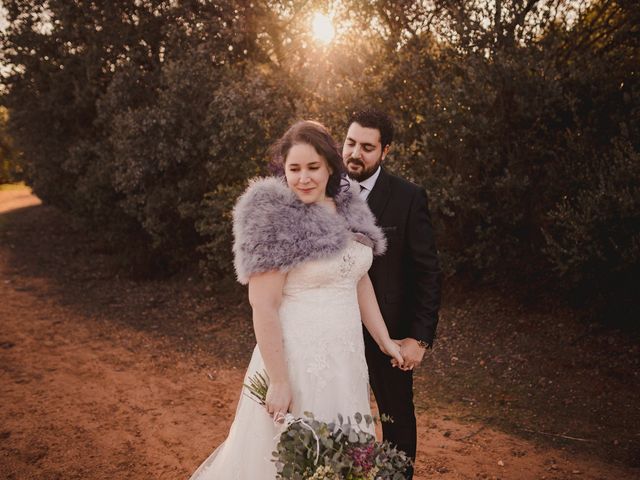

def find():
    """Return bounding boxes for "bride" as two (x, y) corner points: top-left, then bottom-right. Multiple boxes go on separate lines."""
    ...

(189, 121), (404, 479)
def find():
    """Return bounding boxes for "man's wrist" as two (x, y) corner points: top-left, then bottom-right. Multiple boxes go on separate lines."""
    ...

(416, 339), (432, 350)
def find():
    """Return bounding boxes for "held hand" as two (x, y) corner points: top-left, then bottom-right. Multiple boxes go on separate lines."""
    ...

(265, 380), (292, 422)
(380, 338), (405, 368)
(390, 338), (427, 371)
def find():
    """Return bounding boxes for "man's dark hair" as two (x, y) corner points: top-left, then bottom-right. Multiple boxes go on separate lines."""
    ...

(348, 109), (395, 149)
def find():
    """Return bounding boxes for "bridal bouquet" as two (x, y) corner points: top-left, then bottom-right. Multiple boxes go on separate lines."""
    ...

(245, 371), (412, 480)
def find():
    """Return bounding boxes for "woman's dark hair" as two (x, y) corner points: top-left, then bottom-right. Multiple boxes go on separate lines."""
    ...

(269, 120), (346, 198)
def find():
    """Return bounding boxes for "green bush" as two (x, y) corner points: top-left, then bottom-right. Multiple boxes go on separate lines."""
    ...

(543, 138), (640, 319)
(370, 1), (639, 289)
(1, 0), (638, 318)
(0, 107), (22, 184)
(1, 0), (294, 275)
(106, 53), (293, 273)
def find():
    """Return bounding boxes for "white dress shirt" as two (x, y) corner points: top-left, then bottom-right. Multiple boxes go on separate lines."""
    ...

(357, 166), (382, 201)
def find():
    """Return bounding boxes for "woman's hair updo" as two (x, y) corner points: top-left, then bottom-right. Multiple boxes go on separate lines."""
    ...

(269, 120), (346, 198)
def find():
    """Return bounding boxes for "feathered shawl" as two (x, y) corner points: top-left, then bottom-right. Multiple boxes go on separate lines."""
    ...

(232, 176), (387, 284)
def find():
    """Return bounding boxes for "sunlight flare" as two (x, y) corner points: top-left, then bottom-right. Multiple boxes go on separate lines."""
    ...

(311, 13), (335, 44)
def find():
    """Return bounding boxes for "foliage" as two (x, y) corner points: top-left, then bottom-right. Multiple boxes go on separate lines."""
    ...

(1, 0), (638, 316)
(371, 1), (639, 282)
(274, 413), (410, 480)
(0, 106), (22, 184)
(542, 138), (640, 321)
(1, 0), (294, 275)
(243, 369), (270, 406)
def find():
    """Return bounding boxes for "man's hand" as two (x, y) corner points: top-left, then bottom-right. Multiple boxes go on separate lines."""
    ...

(390, 338), (428, 371)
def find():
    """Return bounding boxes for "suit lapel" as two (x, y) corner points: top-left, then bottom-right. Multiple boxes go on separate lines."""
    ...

(366, 168), (391, 220)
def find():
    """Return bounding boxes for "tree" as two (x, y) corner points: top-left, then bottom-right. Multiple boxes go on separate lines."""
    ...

(1, 0), (637, 314)
(0, 106), (21, 184)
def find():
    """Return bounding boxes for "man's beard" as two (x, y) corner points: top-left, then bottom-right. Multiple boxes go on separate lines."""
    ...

(345, 157), (382, 182)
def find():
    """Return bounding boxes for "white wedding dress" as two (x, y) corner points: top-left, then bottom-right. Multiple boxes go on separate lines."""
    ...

(189, 239), (375, 479)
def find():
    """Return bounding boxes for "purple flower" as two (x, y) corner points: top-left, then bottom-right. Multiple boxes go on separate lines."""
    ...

(348, 442), (376, 471)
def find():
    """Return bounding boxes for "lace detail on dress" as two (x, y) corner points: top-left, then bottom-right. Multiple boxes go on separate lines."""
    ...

(189, 239), (374, 480)
(278, 240), (372, 422)
(339, 250), (357, 278)
(305, 352), (330, 389)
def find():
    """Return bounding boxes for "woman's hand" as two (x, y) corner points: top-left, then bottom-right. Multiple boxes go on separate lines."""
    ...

(379, 338), (404, 368)
(390, 338), (429, 371)
(265, 380), (292, 422)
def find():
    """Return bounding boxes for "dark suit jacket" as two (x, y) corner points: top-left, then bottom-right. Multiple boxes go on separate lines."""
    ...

(366, 168), (442, 346)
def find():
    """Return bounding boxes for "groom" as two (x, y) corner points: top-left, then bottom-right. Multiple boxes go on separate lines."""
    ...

(342, 109), (442, 478)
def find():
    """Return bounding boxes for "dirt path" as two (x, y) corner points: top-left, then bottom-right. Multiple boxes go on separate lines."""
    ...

(0, 187), (41, 213)
(1, 188), (637, 479)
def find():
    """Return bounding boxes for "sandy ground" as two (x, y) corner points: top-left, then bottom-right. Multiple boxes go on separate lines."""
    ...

(1, 188), (638, 480)
(0, 188), (41, 214)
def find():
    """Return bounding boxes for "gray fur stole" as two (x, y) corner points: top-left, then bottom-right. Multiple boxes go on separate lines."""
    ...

(232, 176), (387, 284)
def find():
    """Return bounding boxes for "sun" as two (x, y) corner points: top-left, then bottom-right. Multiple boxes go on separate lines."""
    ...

(311, 13), (335, 44)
